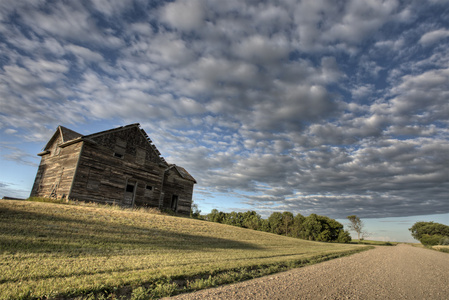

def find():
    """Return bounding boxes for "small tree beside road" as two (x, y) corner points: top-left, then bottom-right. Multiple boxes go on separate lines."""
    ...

(347, 215), (365, 240)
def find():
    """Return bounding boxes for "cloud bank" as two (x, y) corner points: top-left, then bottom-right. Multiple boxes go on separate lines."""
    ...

(1, 0), (448, 218)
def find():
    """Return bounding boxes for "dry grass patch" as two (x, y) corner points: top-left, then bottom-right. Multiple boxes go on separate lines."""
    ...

(0, 200), (369, 299)
(432, 245), (449, 253)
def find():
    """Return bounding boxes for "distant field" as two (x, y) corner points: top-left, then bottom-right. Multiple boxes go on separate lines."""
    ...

(0, 200), (369, 299)
(350, 239), (398, 246)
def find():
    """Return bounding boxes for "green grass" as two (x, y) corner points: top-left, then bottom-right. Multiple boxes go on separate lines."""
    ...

(0, 200), (370, 299)
(350, 239), (397, 246)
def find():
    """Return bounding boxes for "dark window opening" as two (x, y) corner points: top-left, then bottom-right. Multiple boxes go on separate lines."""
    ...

(126, 184), (134, 193)
(114, 152), (123, 158)
(171, 195), (178, 211)
(144, 185), (153, 197)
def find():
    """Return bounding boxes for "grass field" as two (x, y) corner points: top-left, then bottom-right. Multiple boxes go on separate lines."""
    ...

(350, 239), (397, 246)
(0, 200), (370, 299)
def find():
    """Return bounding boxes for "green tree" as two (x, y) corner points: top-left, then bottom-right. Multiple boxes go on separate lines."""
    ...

(204, 209), (350, 243)
(316, 216), (344, 242)
(190, 201), (201, 219)
(259, 219), (270, 232)
(337, 229), (352, 243)
(302, 214), (322, 241)
(302, 214), (350, 242)
(281, 212), (294, 236)
(291, 213), (306, 238)
(268, 212), (284, 235)
(242, 211), (262, 230)
(207, 209), (226, 223)
(224, 211), (244, 227)
(347, 215), (364, 240)
(409, 221), (449, 245)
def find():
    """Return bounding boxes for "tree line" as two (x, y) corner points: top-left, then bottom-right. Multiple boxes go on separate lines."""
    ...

(204, 209), (351, 243)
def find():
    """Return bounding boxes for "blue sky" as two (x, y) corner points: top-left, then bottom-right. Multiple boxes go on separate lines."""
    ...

(1, 0), (448, 242)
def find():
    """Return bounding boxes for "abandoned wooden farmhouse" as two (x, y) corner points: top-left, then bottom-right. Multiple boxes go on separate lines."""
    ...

(30, 123), (196, 215)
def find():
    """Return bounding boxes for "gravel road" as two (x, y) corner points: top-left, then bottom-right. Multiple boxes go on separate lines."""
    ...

(166, 244), (449, 299)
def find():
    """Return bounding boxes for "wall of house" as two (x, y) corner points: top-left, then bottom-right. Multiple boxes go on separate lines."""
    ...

(31, 125), (195, 215)
(162, 170), (195, 215)
(70, 127), (166, 207)
(30, 136), (82, 199)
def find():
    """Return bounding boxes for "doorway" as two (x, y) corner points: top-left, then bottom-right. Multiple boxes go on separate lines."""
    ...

(123, 180), (136, 207)
(171, 195), (178, 212)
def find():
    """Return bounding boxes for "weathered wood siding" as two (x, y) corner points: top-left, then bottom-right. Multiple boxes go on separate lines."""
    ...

(162, 169), (195, 215)
(30, 136), (82, 199)
(31, 124), (195, 215)
(70, 126), (166, 208)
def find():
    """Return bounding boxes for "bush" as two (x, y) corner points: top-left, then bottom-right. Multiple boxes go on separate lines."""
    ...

(439, 236), (449, 245)
(131, 287), (149, 300)
(420, 234), (444, 246)
(409, 222), (449, 241)
(337, 230), (352, 243)
(148, 282), (177, 299)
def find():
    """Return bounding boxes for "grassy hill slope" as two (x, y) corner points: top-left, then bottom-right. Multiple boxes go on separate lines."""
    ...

(0, 200), (369, 299)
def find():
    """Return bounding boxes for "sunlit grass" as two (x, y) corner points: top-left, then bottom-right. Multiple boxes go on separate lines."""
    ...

(350, 239), (397, 246)
(0, 200), (369, 299)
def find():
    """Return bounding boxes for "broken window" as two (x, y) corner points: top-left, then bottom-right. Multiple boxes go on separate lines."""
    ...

(144, 185), (153, 197)
(126, 184), (135, 193)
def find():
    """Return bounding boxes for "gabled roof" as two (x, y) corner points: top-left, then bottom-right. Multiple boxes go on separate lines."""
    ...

(82, 123), (140, 139)
(42, 123), (169, 166)
(60, 126), (83, 142)
(167, 164), (197, 183)
(43, 126), (82, 151)
(82, 123), (167, 165)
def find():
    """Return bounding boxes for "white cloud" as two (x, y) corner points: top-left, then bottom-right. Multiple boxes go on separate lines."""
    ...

(1, 145), (39, 167)
(173, 97), (207, 116)
(146, 35), (195, 66)
(323, 0), (399, 43)
(375, 38), (405, 51)
(4, 129), (17, 135)
(233, 34), (290, 63)
(387, 68), (449, 121)
(419, 29), (449, 45)
(291, 0), (400, 52)
(65, 45), (104, 62)
(351, 84), (374, 99)
(20, 1), (123, 47)
(161, 0), (206, 31)
(91, 0), (134, 17)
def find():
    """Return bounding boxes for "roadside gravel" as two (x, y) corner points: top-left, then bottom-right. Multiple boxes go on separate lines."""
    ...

(166, 244), (449, 299)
